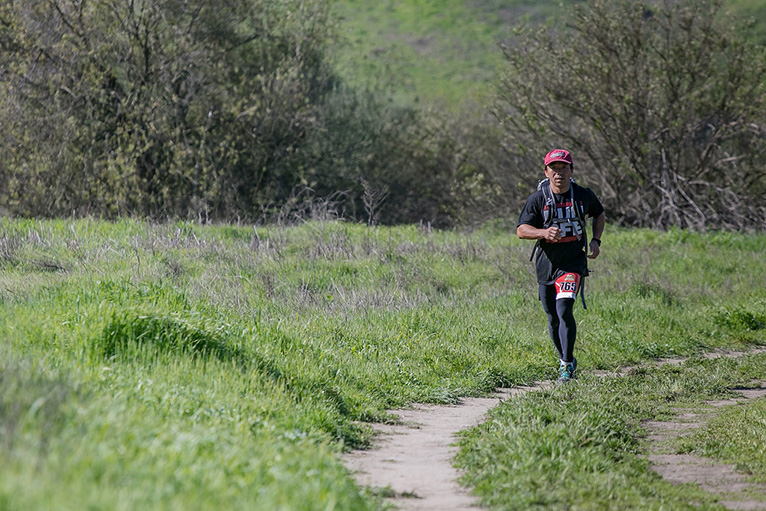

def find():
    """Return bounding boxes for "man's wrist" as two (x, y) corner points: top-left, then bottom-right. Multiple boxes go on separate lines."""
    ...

(591, 238), (601, 246)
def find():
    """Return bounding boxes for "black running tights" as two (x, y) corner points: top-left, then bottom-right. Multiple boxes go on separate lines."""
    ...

(539, 284), (576, 363)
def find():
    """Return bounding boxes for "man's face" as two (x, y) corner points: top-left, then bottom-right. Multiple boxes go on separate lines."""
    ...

(545, 162), (573, 188)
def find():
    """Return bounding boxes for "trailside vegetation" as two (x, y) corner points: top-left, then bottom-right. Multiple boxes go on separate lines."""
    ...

(0, 218), (765, 509)
(457, 353), (766, 511)
(0, 0), (764, 229)
(1, 0), (344, 218)
(0, 0), (472, 226)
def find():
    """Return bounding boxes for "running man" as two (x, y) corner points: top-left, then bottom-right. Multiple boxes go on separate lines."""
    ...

(517, 149), (606, 382)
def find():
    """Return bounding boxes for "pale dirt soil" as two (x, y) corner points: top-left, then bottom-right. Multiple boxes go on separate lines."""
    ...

(343, 349), (766, 511)
(343, 384), (548, 511)
(644, 386), (766, 511)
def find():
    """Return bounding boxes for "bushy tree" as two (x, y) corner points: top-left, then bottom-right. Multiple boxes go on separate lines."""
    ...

(0, 0), (347, 219)
(0, 0), (481, 226)
(495, 0), (766, 230)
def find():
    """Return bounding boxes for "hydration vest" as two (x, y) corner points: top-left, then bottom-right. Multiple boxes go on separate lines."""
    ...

(529, 178), (590, 308)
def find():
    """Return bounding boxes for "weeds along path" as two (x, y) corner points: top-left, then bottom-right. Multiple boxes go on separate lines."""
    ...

(343, 349), (766, 511)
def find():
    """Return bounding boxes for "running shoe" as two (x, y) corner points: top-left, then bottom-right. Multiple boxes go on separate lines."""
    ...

(558, 359), (577, 383)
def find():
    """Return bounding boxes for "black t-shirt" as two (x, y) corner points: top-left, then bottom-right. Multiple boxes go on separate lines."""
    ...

(517, 182), (604, 285)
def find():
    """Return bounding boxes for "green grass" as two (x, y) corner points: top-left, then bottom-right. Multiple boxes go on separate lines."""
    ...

(456, 354), (766, 510)
(1, 217), (765, 510)
(331, 0), (560, 108)
(680, 391), (766, 484)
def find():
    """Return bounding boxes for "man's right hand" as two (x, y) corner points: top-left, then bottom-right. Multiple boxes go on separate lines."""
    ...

(516, 223), (562, 242)
(543, 226), (563, 243)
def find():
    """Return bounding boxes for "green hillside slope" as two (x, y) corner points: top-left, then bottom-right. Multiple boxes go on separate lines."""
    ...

(332, 0), (766, 109)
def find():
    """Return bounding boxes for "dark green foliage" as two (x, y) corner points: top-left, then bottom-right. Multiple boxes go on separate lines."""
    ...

(714, 306), (766, 331)
(93, 305), (288, 381)
(0, 1), (413, 223)
(10, 0), (339, 218)
(1, 0), (764, 230)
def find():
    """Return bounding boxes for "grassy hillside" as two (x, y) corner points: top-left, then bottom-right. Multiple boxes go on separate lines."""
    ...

(331, 0), (557, 108)
(1, 218), (766, 510)
(332, 0), (766, 108)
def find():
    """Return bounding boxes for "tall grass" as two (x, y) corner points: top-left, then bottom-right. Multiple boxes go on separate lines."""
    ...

(0, 217), (764, 509)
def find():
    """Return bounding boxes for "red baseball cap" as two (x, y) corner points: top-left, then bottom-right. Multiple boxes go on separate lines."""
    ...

(544, 149), (573, 166)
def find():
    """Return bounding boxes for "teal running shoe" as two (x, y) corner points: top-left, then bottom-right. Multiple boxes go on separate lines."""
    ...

(558, 358), (577, 383)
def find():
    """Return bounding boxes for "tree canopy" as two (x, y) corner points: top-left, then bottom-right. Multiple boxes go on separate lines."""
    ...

(495, 0), (766, 230)
(0, 0), (764, 230)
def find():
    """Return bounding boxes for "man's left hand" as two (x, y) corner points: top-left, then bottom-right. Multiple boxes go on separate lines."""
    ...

(587, 240), (600, 259)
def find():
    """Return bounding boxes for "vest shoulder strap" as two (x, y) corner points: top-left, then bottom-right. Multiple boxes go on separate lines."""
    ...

(537, 178), (556, 228)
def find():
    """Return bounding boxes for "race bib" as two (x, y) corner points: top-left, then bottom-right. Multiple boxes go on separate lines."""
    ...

(554, 273), (580, 300)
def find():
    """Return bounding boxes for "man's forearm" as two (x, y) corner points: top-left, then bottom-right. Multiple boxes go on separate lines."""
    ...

(591, 213), (605, 240)
(517, 224), (545, 240)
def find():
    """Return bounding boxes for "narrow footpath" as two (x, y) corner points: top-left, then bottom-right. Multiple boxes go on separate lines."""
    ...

(343, 385), (547, 511)
(343, 349), (766, 511)
(645, 386), (766, 510)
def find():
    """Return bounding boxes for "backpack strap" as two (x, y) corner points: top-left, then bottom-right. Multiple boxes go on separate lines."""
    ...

(541, 179), (556, 228)
(529, 179), (556, 261)
(569, 182), (589, 309)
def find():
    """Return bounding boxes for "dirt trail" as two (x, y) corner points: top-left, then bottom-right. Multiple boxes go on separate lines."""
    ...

(343, 385), (548, 511)
(645, 386), (766, 510)
(343, 349), (766, 511)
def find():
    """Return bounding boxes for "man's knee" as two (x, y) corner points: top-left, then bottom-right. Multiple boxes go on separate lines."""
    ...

(555, 298), (576, 319)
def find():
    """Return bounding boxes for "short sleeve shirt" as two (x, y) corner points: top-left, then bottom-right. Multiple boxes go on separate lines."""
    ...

(517, 182), (604, 285)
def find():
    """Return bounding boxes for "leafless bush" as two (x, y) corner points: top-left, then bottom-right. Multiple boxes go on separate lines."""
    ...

(495, 0), (766, 230)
